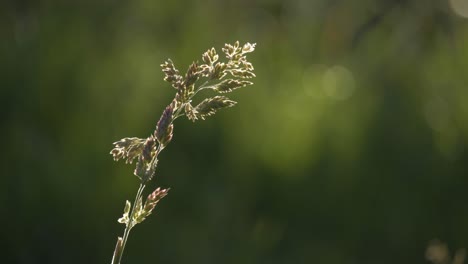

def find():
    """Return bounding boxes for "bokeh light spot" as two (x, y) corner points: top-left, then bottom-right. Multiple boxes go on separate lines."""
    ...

(450, 0), (468, 18)
(322, 65), (355, 100)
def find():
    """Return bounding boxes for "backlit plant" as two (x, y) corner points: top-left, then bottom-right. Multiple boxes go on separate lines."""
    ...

(109, 41), (256, 264)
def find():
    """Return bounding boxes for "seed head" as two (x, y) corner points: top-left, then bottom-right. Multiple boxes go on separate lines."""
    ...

(110, 137), (146, 164)
(161, 59), (183, 90)
(155, 105), (174, 146)
(184, 61), (200, 88)
(194, 96), (237, 120)
(142, 136), (155, 162)
(144, 187), (170, 213)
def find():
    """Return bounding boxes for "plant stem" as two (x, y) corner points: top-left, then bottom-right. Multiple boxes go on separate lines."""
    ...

(117, 183), (146, 264)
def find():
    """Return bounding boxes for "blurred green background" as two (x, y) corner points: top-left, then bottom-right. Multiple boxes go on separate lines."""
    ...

(2, 0), (468, 263)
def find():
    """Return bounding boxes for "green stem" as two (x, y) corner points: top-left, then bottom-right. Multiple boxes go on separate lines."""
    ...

(116, 183), (146, 264)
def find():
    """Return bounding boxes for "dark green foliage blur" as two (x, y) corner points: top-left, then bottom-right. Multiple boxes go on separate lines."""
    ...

(2, 0), (468, 263)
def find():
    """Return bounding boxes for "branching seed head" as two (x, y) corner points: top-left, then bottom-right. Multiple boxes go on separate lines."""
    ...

(110, 42), (256, 264)
(111, 41), (256, 182)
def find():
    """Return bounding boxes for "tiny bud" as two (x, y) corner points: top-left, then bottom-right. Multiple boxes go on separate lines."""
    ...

(242, 42), (256, 54)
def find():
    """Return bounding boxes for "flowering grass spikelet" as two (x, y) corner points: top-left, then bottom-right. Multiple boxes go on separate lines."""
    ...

(184, 62), (200, 88)
(194, 96), (237, 120)
(155, 105), (174, 146)
(110, 137), (146, 164)
(213, 79), (253, 93)
(161, 59), (183, 89)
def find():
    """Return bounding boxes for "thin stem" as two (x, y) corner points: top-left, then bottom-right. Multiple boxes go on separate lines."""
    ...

(117, 183), (146, 264)
(197, 79), (212, 91)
